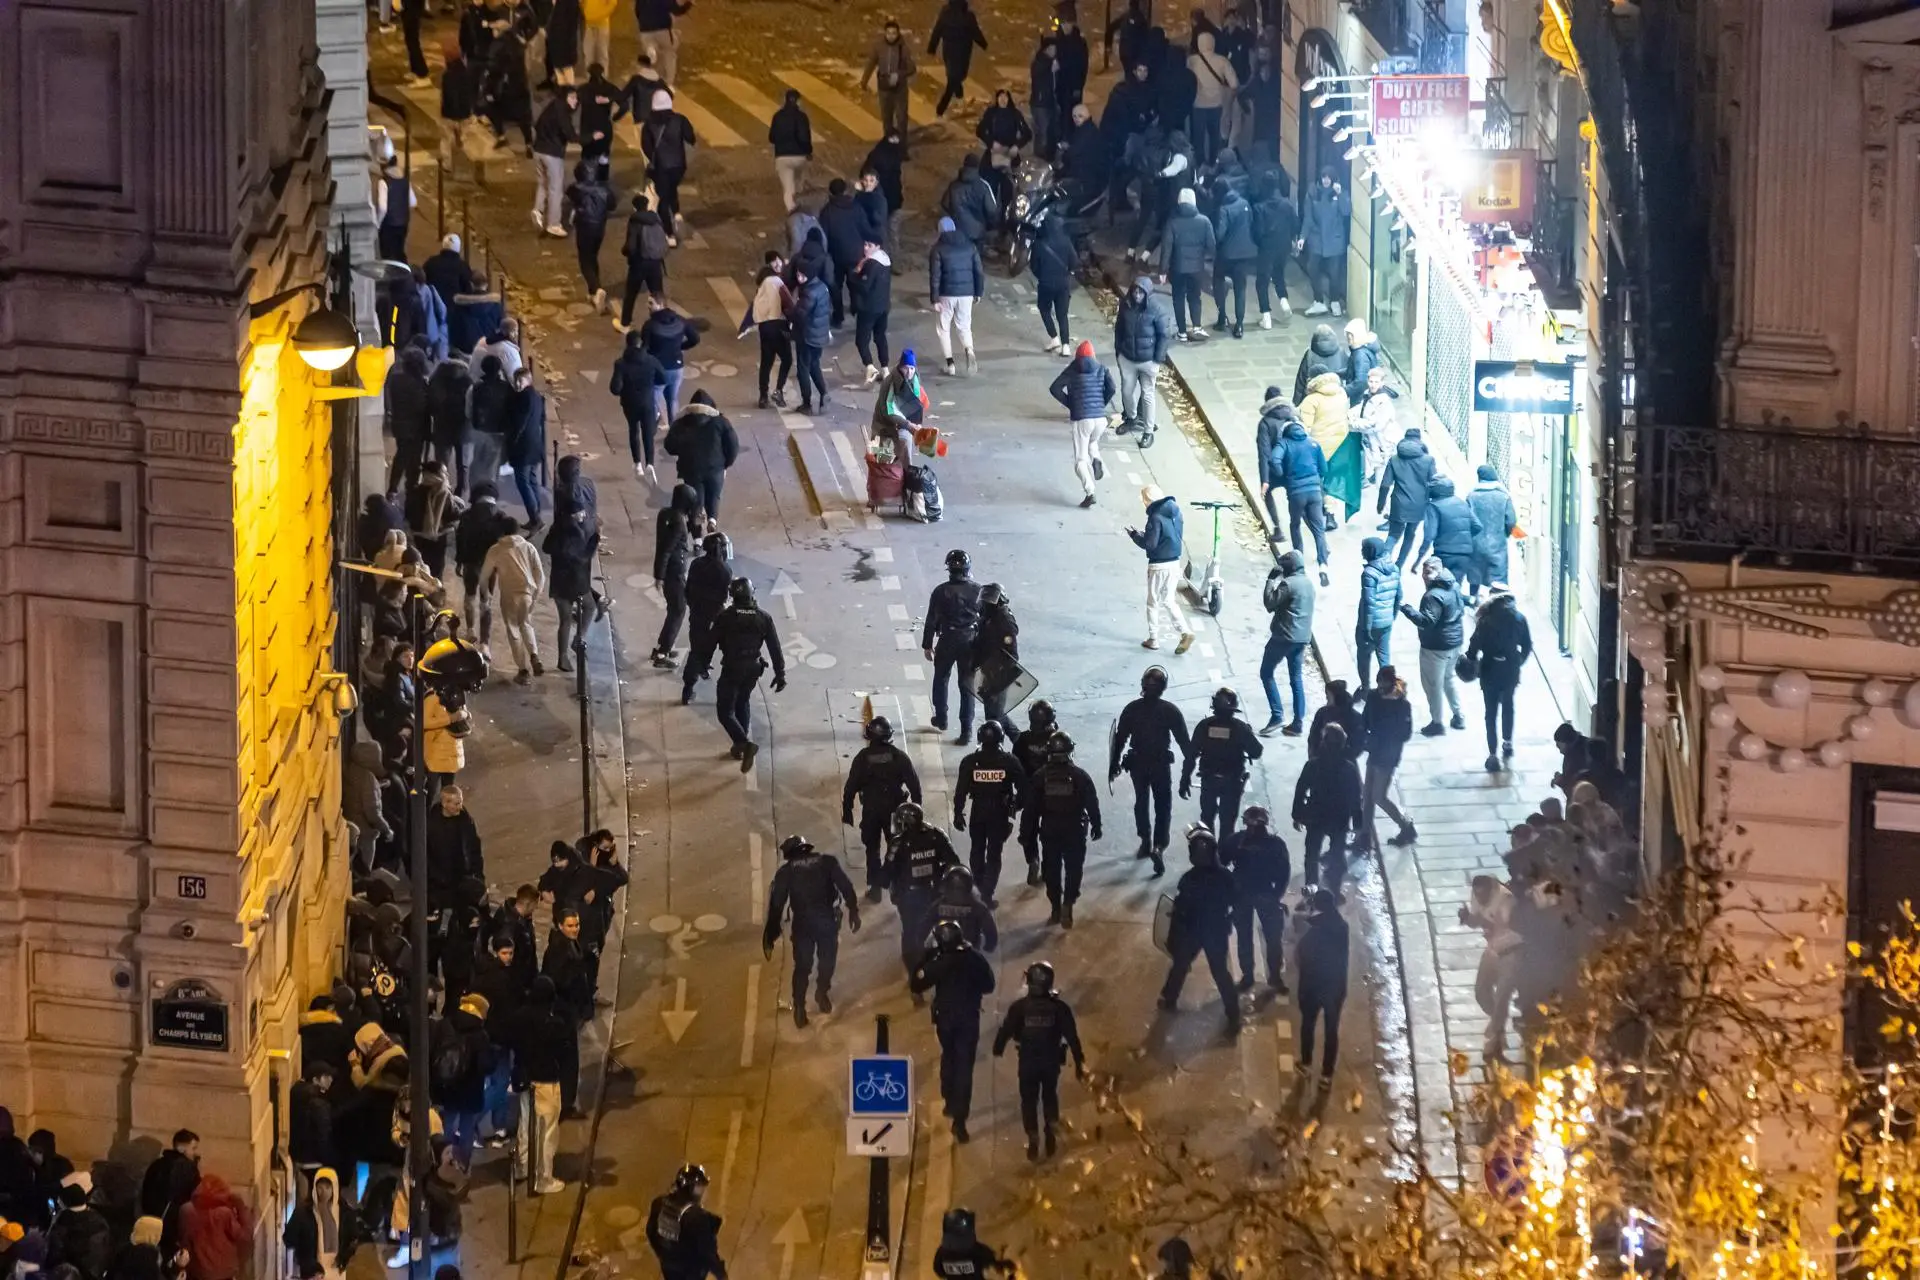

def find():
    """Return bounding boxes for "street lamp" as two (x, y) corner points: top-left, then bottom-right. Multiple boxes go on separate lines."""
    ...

(291, 308), (361, 372)
(336, 561), (490, 1280)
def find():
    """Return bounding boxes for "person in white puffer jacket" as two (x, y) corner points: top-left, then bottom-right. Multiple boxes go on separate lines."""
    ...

(480, 527), (547, 682)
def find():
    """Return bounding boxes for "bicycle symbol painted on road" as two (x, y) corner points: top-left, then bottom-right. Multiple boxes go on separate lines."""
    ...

(854, 1072), (908, 1104)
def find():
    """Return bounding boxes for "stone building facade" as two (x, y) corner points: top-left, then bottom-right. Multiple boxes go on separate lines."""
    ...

(1604, 0), (1920, 1049)
(0, 0), (354, 1247)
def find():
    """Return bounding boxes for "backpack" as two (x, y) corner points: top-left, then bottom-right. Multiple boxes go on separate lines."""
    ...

(639, 219), (671, 261)
(431, 1027), (471, 1090)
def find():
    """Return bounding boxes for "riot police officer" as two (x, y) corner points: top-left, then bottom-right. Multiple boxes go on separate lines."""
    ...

(928, 865), (998, 952)
(1181, 686), (1264, 838)
(922, 549), (984, 742)
(1020, 732), (1102, 928)
(992, 961), (1085, 1161)
(953, 721), (1027, 906)
(708, 579), (787, 773)
(1011, 700), (1060, 886)
(762, 834), (862, 1026)
(1158, 824), (1242, 1038)
(909, 919), (997, 1141)
(1219, 806), (1290, 995)
(883, 801), (960, 978)
(1110, 665), (1192, 875)
(843, 716), (923, 902)
(933, 1209), (1011, 1278)
(646, 1164), (727, 1280)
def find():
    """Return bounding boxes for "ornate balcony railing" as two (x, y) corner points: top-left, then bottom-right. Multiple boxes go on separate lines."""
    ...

(1630, 422), (1920, 576)
(1417, 0), (1465, 73)
(1349, 0), (1417, 58)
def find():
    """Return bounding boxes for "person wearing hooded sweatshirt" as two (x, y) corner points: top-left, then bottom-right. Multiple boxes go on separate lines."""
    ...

(929, 216), (985, 376)
(505, 369), (548, 528)
(1292, 321), (1348, 403)
(663, 390), (739, 521)
(576, 60), (625, 178)
(1416, 475), (1482, 587)
(976, 89), (1032, 172)
(481, 524), (547, 680)
(639, 299), (699, 420)
(179, 1177), (247, 1280)
(619, 193), (672, 329)
(1355, 536), (1402, 693)
(1294, 888), (1350, 1083)
(1258, 550), (1314, 735)
(47, 1175), (111, 1280)
(862, 17), (918, 144)
(283, 1168), (361, 1280)
(531, 86), (578, 236)
(384, 345), (433, 498)
(818, 179), (870, 327)
(852, 235), (894, 381)
(681, 532), (733, 704)
(650, 483), (702, 667)
(1300, 169), (1352, 316)
(1359, 665), (1417, 850)
(1112, 277), (1172, 435)
(1030, 215), (1077, 355)
(863, 131), (908, 219)
(790, 262), (832, 413)
(641, 88), (698, 243)
(1251, 170), (1298, 328)
(426, 353), (473, 494)
(1292, 723), (1362, 891)
(562, 160), (614, 308)
(1050, 341), (1119, 509)
(1400, 558), (1467, 735)
(404, 458), (467, 581)
(1341, 317), (1384, 403)
(1267, 407), (1331, 578)
(1157, 187), (1214, 340)
(941, 155), (999, 247)
(1465, 589), (1533, 771)
(467, 355), (514, 495)
(287, 1062), (337, 1195)
(609, 329), (666, 479)
(544, 463), (602, 672)
(112, 1215), (182, 1280)
(770, 89), (813, 212)
(509, 976), (570, 1194)
(1378, 427), (1437, 566)
(1466, 463), (1519, 601)
(1186, 30), (1238, 167)
(1209, 182), (1257, 337)
(929, 0), (988, 115)
(1129, 486), (1193, 654)
(1251, 390), (1295, 530)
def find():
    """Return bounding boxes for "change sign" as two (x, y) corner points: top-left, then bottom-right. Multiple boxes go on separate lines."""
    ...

(1473, 360), (1576, 413)
(1369, 75), (1471, 141)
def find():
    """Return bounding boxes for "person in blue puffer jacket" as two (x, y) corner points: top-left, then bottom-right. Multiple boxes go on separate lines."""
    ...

(1262, 408), (1329, 581)
(1353, 537), (1401, 694)
(1415, 475), (1482, 587)
(1049, 340), (1119, 508)
(790, 264), (833, 414)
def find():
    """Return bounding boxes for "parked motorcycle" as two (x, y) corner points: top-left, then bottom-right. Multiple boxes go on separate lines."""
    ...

(1007, 158), (1106, 278)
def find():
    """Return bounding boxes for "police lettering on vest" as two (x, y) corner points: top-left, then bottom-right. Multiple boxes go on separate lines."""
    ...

(972, 768), (1007, 783)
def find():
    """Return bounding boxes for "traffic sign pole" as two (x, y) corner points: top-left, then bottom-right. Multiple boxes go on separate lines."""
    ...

(862, 1015), (893, 1280)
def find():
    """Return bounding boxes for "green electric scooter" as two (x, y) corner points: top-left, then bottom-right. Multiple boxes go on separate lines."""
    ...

(1184, 499), (1240, 617)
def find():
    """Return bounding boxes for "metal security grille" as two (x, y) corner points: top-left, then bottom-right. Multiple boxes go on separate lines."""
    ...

(1484, 324), (1520, 478)
(1425, 273), (1472, 454)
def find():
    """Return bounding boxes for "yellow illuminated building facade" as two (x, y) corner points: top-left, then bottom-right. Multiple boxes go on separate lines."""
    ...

(0, 0), (356, 1259)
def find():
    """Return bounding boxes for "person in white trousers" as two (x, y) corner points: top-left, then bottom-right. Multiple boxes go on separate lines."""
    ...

(1128, 485), (1195, 652)
(481, 526), (547, 681)
(928, 216), (983, 374)
(1048, 339), (1119, 509)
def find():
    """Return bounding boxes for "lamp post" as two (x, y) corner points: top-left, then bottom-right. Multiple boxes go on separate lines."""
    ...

(336, 562), (488, 1280)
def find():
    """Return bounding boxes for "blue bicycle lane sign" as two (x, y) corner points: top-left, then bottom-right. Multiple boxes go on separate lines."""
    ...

(848, 1055), (913, 1118)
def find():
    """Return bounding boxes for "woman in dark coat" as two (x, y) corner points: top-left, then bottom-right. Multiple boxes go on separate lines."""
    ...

(1464, 589), (1533, 774)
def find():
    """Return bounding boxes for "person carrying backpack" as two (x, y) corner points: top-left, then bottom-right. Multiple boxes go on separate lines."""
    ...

(619, 194), (672, 329)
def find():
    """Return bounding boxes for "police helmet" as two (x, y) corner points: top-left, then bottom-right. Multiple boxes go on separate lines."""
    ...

(1185, 822), (1218, 865)
(1211, 686), (1240, 716)
(865, 715), (894, 744)
(945, 549), (971, 576)
(1242, 805), (1271, 830)
(978, 582), (1004, 608)
(941, 866), (974, 895)
(889, 800), (925, 836)
(976, 720), (1006, 749)
(942, 1208), (976, 1239)
(931, 918), (965, 950)
(777, 834), (815, 860)
(1045, 731), (1075, 762)
(1141, 665), (1169, 697)
(702, 531), (730, 558)
(1028, 699), (1056, 730)
(1024, 961), (1055, 996)
(727, 578), (756, 609)
(672, 1164), (710, 1194)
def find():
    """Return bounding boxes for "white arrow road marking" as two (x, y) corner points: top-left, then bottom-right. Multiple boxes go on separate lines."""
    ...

(750, 833), (766, 924)
(740, 964), (762, 1067)
(661, 977), (698, 1042)
(773, 1208), (811, 1280)
(771, 569), (803, 619)
(707, 275), (750, 322)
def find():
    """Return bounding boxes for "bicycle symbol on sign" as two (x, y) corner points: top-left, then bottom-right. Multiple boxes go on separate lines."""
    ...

(854, 1072), (909, 1105)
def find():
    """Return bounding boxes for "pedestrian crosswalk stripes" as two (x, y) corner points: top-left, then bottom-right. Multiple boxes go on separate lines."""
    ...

(661, 89), (749, 148)
(775, 69), (883, 145)
(706, 275), (750, 328)
(697, 73), (780, 128)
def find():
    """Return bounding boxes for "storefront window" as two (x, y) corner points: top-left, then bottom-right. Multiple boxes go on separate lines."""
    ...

(1369, 217), (1417, 379)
